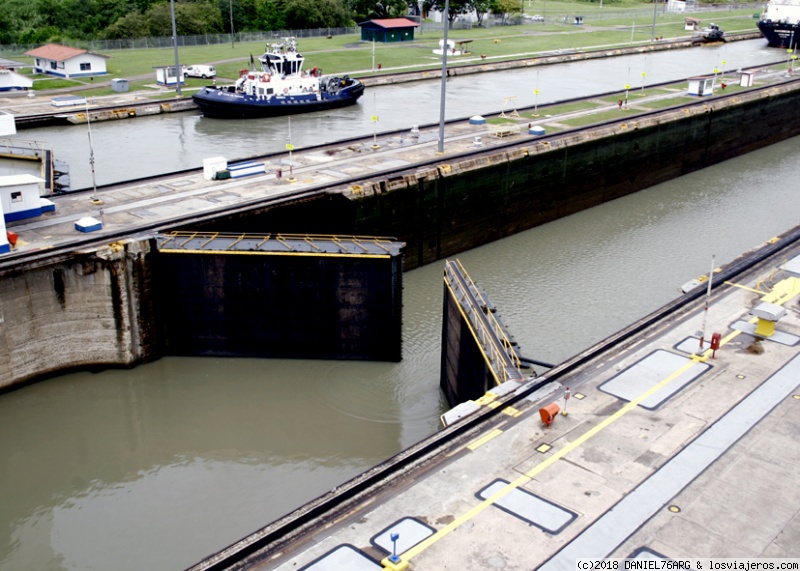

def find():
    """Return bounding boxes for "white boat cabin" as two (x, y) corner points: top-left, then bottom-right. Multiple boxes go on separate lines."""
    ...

(234, 38), (323, 98)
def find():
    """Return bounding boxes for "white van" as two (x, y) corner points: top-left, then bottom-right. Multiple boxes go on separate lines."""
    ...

(184, 65), (216, 79)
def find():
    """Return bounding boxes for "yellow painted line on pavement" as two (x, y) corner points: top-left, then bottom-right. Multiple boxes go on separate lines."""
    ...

(396, 277), (800, 568)
(723, 281), (766, 295)
(467, 429), (504, 451)
(399, 352), (710, 563)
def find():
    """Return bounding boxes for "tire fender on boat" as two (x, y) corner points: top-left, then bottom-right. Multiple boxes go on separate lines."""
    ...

(261, 74), (270, 82)
(283, 88), (288, 94)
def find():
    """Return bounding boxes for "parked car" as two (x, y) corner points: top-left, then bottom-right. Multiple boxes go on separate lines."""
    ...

(527, 14), (545, 21)
(184, 65), (216, 79)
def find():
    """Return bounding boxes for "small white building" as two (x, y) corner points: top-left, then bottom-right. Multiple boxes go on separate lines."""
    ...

(0, 111), (15, 137)
(684, 17), (701, 31)
(669, 0), (687, 13)
(25, 44), (110, 79)
(0, 174), (47, 223)
(0, 69), (33, 92)
(155, 65), (185, 87)
(688, 75), (715, 97)
(0, 207), (9, 254)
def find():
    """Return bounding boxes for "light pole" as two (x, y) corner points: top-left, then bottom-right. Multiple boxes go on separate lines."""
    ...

(86, 100), (98, 201)
(229, 0), (235, 48)
(437, 0), (450, 153)
(170, 0), (181, 95)
(640, 57), (647, 95)
(651, 0), (657, 42)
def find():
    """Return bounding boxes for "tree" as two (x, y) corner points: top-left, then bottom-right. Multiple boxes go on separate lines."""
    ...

(254, 0), (288, 30)
(101, 12), (150, 38)
(473, 0), (490, 26)
(371, 0), (411, 18)
(283, 0), (352, 29)
(490, 0), (521, 25)
(147, 1), (224, 36)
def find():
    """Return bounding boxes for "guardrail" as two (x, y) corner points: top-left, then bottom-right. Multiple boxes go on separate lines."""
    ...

(0, 138), (49, 160)
(444, 258), (525, 385)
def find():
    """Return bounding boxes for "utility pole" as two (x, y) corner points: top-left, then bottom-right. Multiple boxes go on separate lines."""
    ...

(229, 0), (235, 48)
(651, 0), (658, 42)
(437, 0), (450, 153)
(170, 0), (181, 95)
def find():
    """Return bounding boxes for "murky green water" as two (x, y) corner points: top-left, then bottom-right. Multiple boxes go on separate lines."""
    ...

(2, 136), (800, 570)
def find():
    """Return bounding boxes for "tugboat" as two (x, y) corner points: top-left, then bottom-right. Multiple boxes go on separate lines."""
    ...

(698, 22), (725, 44)
(758, 0), (800, 48)
(192, 37), (365, 119)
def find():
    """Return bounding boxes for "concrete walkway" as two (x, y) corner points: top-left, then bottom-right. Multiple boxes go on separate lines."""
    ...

(240, 243), (800, 571)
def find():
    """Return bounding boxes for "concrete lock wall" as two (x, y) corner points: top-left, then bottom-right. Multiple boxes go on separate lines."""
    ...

(5, 83), (800, 389)
(181, 85), (800, 272)
(0, 238), (404, 390)
(0, 239), (158, 391)
(348, 85), (800, 270)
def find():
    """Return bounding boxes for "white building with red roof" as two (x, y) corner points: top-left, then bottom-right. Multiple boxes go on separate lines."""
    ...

(24, 44), (110, 79)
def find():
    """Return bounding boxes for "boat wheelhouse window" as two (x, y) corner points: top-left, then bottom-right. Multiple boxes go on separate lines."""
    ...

(266, 88), (273, 94)
(11, 191), (22, 203)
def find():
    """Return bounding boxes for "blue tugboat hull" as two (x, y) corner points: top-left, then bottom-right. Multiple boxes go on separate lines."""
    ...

(192, 83), (365, 119)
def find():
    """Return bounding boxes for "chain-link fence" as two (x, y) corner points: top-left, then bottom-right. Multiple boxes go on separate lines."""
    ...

(0, 4), (761, 57)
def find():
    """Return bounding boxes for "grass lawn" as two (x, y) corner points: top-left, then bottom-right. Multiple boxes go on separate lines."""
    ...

(529, 100), (604, 117)
(30, 77), (86, 91)
(9, 1), (761, 94)
(637, 94), (696, 109)
(558, 107), (642, 126)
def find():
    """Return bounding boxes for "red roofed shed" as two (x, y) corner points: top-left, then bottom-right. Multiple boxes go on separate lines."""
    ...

(358, 18), (420, 42)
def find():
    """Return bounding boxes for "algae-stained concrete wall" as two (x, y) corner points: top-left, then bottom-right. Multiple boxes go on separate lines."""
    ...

(0, 239), (158, 391)
(349, 85), (800, 270)
(184, 85), (800, 271)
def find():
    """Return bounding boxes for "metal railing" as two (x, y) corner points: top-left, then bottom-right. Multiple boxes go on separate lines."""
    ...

(0, 138), (49, 160)
(444, 258), (525, 386)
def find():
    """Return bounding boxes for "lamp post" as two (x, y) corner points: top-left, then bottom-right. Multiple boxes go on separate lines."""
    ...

(170, 0), (181, 95)
(229, 0), (235, 48)
(640, 57), (647, 95)
(285, 116), (295, 181)
(86, 100), (98, 201)
(651, 0), (657, 42)
(437, 0), (450, 153)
